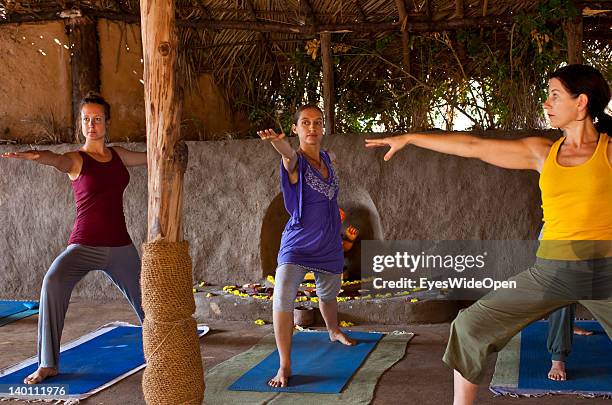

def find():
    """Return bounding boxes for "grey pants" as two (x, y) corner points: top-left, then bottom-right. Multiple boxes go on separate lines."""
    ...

(547, 304), (576, 361)
(38, 244), (144, 368)
(273, 264), (342, 312)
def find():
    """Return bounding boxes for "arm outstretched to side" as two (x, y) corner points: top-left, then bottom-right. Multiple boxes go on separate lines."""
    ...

(257, 129), (299, 184)
(1, 150), (78, 174)
(365, 132), (553, 172)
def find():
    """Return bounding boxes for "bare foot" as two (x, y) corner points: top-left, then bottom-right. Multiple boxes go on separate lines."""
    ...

(268, 366), (291, 388)
(329, 329), (357, 346)
(23, 367), (58, 384)
(574, 326), (593, 336)
(548, 360), (566, 381)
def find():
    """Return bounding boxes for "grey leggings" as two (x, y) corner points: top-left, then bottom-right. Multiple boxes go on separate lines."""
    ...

(38, 244), (144, 368)
(273, 264), (342, 312)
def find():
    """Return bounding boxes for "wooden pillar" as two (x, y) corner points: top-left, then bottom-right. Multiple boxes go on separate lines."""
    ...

(395, 0), (411, 78)
(455, 0), (464, 18)
(564, 15), (583, 64)
(140, 0), (187, 242)
(139, 0), (203, 404)
(320, 32), (335, 135)
(66, 16), (100, 133)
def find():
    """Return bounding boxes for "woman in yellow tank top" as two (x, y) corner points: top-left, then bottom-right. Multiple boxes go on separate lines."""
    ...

(366, 64), (612, 405)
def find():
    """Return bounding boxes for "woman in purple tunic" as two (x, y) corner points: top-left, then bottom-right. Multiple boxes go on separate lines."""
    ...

(258, 105), (356, 388)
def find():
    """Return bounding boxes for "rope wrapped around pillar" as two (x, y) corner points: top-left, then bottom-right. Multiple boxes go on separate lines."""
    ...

(140, 240), (204, 404)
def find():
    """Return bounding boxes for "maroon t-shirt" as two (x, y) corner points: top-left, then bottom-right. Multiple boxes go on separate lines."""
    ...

(67, 147), (132, 247)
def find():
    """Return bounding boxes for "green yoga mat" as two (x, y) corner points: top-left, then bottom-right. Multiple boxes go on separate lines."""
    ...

(205, 331), (413, 405)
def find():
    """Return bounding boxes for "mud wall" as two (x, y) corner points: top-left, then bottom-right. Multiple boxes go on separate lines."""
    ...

(0, 131), (545, 300)
(0, 20), (247, 144)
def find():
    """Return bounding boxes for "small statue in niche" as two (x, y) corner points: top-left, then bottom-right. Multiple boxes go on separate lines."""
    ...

(339, 208), (359, 280)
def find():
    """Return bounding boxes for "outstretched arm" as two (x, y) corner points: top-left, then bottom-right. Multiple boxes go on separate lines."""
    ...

(365, 132), (553, 171)
(257, 129), (299, 184)
(1, 150), (76, 173)
(112, 146), (147, 167)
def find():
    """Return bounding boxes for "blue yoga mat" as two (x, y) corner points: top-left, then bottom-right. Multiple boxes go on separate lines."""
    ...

(228, 330), (383, 393)
(0, 323), (209, 401)
(0, 301), (39, 326)
(516, 320), (612, 395)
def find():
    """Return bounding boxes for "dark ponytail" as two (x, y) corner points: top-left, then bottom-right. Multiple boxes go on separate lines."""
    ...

(549, 64), (611, 134)
(595, 111), (612, 134)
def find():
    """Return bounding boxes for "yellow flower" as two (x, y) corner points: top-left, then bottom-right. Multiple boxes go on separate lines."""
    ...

(310, 297), (319, 303)
(266, 275), (275, 284)
(254, 319), (266, 326)
(192, 288), (197, 293)
(339, 320), (355, 327)
(206, 293), (214, 298)
(410, 298), (419, 303)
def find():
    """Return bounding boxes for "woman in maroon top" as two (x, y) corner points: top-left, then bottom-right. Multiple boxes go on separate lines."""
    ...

(2, 92), (146, 384)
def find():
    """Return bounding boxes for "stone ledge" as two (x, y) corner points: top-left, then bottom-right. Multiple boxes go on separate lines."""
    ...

(194, 288), (459, 325)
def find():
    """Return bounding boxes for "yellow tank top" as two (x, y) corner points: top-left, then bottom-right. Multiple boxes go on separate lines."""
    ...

(538, 133), (612, 260)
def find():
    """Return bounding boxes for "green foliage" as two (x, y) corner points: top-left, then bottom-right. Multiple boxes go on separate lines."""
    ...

(233, 0), (608, 136)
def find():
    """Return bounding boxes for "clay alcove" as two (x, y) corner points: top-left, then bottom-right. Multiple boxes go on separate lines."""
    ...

(259, 185), (384, 280)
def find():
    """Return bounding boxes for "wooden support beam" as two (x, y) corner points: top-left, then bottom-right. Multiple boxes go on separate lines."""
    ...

(455, 0), (465, 18)
(395, 0), (411, 75)
(424, 0), (432, 19)
(564, 15), (584, 64)
(66, 16), (101, 133)
(139, 0), (203, 403)
(2, 9), (610, 41)
(140, 0), (186, 243)
(320, 33), (335, 135)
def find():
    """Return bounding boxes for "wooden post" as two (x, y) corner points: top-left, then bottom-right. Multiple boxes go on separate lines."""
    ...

(66, 16), (100, 137)
(395, 0), (412, 78)
(320, 32), (335, 135)
(564, 15), (583, 64)
(139, 0), (203, 403)
(140, 0), (187, 242)
(455, 0), (465, 18)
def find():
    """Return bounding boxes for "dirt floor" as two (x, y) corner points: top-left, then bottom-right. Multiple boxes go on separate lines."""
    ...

(0, 299), (607, 405)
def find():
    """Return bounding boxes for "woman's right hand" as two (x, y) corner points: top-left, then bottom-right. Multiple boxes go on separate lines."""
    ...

(257, 129), (286, 142)
(1, 150), (41, 160)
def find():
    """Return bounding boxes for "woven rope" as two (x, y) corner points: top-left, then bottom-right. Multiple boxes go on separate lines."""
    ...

(141, 240), (204, 405)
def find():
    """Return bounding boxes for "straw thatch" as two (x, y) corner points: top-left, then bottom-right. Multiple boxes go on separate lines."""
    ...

(1, 1), (611, 134)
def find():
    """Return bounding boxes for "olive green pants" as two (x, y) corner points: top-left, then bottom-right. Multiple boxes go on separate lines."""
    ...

(442, 258), (612, 384)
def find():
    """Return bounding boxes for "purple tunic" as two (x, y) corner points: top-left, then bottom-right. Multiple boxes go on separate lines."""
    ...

(277, 150), (344, 274)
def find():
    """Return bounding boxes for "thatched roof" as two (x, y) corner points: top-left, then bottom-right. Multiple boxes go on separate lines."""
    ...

(2, 1), (611, 133)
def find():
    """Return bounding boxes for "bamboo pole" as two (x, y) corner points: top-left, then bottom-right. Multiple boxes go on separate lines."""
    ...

(321, 32), (335, 135)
